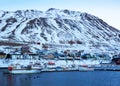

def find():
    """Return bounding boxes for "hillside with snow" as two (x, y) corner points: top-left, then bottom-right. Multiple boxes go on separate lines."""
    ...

(0, 8), (120, 54)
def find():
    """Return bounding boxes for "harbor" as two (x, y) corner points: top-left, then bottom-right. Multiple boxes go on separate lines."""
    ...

(0, 50), (120, 74)
(1, 58), (120, 74)
(0, 59), (95, 74)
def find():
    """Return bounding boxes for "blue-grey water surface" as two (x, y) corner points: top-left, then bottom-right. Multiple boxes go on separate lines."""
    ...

(0, 69), (120, 86)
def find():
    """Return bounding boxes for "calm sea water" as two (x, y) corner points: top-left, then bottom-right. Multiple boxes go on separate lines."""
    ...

(0, 69), (120, 86)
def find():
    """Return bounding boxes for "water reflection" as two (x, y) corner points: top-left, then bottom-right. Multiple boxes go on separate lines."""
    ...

(2, 71), (35, 86)
(1, 69), (120, 86)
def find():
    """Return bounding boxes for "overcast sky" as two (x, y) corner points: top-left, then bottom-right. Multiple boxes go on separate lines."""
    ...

(0, 0), (120, 29)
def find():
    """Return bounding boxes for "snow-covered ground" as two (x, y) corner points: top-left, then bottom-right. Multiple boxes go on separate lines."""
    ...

(0, 59), (111, 68)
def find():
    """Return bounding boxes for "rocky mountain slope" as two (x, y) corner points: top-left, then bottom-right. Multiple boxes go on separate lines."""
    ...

(0, 8), (120, 53)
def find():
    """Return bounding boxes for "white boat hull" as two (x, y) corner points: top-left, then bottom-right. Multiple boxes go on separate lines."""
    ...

(79, 67), (94, 71)
(9, 69), (41, 74)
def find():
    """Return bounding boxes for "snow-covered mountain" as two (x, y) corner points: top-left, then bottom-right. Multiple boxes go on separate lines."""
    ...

(0, 8), (120, 53)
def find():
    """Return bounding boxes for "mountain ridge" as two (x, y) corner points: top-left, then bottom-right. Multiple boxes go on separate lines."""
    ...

(0, 8), (120, 54)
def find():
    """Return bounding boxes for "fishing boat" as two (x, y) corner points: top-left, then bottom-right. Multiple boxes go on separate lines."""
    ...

(8, 62), (43, 74)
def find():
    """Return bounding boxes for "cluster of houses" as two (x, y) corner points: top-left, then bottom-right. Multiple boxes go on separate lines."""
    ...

(0, 42), (120, 65)
(0, 48), (120, 65)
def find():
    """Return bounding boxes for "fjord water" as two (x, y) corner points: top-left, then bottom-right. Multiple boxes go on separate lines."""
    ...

(0, 69), (120, 86)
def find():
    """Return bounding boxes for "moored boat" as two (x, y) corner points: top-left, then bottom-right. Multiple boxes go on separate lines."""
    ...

(8, 62), (43, 74)
(8, 68), (42, 74)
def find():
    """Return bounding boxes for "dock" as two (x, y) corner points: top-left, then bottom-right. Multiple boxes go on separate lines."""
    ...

(41, 67), (79, 72)
(91, 64), (120, 71)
